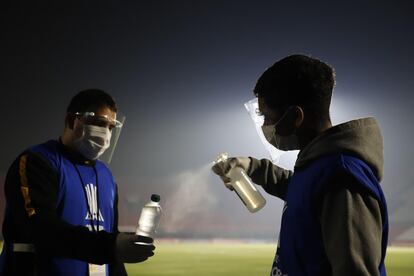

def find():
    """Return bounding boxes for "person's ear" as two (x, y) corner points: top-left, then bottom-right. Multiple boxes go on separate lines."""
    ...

(293, 106), (304, 128)
(65, 113), (76, 130)
(275, 106), (303, 136)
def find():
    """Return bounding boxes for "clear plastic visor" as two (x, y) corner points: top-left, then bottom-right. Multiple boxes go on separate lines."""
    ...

(244, 98), (284, 163)
(75, 111), (125, 164)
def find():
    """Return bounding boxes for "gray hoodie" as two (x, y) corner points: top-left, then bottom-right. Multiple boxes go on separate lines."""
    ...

(248, 117), (385, 276)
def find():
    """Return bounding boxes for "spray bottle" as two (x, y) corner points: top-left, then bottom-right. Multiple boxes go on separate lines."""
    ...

(136, 194), (162, 238)
(213, 153), (266, 213)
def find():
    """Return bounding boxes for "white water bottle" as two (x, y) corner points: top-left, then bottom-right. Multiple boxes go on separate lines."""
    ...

(214, 153), (266, 213)
(135, 194), (162, 237)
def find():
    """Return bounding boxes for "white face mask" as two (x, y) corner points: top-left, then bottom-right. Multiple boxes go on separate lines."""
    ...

(261, 108), (300, 151)
(73, 124), (112, 160)
(262, 124), (277, 146)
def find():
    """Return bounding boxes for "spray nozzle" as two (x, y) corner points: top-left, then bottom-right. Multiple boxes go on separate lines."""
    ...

(214, 152), (229, 164)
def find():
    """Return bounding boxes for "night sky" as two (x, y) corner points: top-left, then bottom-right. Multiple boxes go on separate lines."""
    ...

(1, 1), (413, 239)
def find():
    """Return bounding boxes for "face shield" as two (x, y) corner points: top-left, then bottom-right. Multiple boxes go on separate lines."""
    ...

(244, 98), (284, 163)
(75, 111), (125, 164)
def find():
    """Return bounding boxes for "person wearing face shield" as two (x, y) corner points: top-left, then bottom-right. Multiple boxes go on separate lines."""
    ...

(212, 55), (388, 276)
(0, 89), (155, 276)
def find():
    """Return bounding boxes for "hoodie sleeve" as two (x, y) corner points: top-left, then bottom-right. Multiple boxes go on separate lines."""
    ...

(247, 157), (293, 199)
(320, 171), (383, 276)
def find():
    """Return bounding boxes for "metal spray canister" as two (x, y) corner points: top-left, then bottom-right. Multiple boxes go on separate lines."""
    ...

(214, 153), (266, 213)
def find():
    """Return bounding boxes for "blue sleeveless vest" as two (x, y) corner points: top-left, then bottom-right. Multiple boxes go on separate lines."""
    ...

(31, 140), (116, 276)
(271, 154), (388, 276)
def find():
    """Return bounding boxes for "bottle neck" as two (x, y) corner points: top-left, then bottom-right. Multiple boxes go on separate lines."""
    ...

(146, 201), (161, 207)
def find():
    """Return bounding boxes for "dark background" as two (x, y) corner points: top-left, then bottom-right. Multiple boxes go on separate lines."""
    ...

(1, 1), (413, 241)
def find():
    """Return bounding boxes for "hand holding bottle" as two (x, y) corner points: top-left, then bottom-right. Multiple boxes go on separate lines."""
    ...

(212, 153), (266, 213)
(211, 154), (251, 190)
(115, 233), (155, 263)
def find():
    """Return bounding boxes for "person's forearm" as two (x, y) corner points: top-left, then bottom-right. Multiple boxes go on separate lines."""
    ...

(31, 213), (117, 264)
(248, 157), (292, 199)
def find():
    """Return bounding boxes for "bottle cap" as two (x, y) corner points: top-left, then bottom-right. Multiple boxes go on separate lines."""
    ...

(151, 194), (161, 202)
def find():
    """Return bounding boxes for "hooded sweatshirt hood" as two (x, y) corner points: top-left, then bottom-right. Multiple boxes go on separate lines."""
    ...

(295, 117), (384, 181)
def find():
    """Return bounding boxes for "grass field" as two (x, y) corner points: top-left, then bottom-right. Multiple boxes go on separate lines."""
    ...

(126, 242), (414, 276)
(1, 241), (413, 275)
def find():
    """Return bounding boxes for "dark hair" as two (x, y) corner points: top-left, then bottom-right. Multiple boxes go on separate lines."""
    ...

(66, 89), (117, 114)
(254, 54), (335, 122)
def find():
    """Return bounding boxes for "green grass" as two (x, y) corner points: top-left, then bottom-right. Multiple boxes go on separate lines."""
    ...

(1, 241), (413, 275)
(386, 247), (414, 276)
(126, 242), (414, 276)
(126, 242), (275, 276)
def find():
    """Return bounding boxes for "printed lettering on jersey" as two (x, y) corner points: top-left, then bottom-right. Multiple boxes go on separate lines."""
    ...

(84, 183), (104, 230)
(271, 250), (288, 276)
(271, 265), (288, 276)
